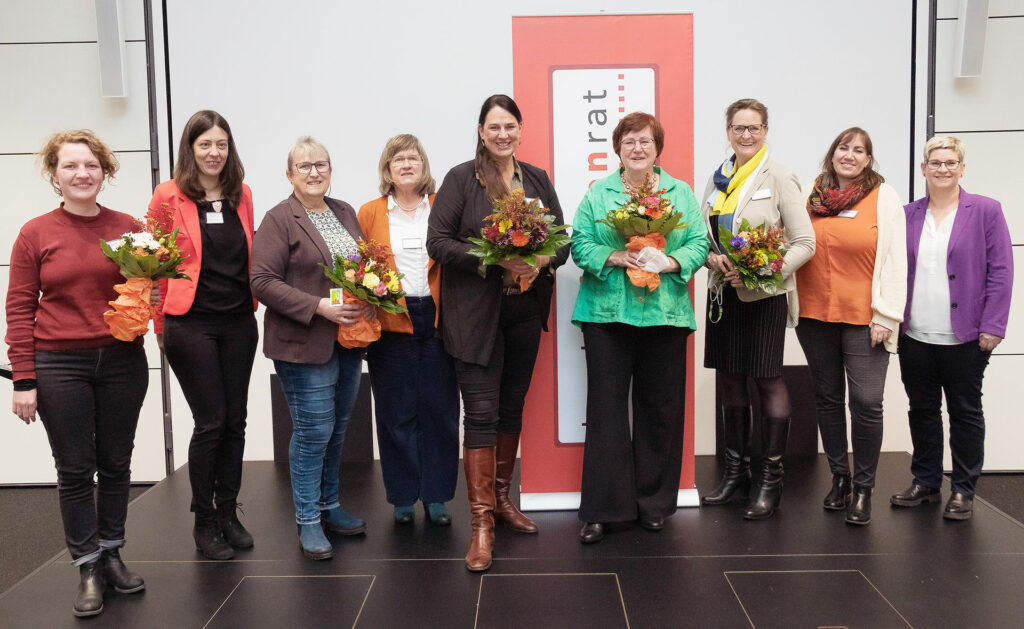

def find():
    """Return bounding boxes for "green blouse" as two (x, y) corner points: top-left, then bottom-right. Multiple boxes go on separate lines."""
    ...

(570, 167), (708, 328)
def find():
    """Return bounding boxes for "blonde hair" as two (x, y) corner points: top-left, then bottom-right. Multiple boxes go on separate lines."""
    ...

(923, 135), (965, 163)
(287, 136), (331, 171)
(40, 130), (119, 195)
(377, 134), (435, 196)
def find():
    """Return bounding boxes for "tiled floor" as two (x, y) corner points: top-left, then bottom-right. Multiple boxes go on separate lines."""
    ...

(1, 453), (1022, 628)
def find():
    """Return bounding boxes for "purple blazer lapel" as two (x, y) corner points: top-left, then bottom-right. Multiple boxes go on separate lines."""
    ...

(906, 199), (927, 263)
(946, 187), (972, 259)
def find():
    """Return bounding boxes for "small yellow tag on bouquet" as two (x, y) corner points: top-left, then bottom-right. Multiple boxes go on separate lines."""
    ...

(329, 287), (344, 306)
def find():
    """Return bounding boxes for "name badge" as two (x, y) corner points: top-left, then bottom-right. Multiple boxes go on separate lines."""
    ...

(838, 209), (859, 218)
(402, 237), (422, 250)
(751, 188), (771, 201)
(526, 196), (545, 209)
(206, 212), (224, 224)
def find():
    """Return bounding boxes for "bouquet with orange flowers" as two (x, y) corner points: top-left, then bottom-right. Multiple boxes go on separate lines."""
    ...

(322, 239), (406, 348)
(99, 203), (190, 341)
(467, 189), (570, 291)
(717, 218), (787, 294)
(598, 172), (688, 291)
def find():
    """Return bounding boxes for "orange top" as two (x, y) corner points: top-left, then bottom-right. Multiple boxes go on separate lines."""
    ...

(357, 195), (440, 334)
(796, 185), (879, 325)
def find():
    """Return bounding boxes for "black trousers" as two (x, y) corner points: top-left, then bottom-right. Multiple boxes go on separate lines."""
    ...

(455, 292), (544, 448)
(578, 322), (691, 523)
(795, 319), (889, 487)
(163, 310), (258, 517)
(35, 343), (148, 562)
(366, 297), (460, 506)
(898, 335), (990, 497)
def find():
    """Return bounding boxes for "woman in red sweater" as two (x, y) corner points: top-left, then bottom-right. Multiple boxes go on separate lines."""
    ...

(149, 110), (258, 560)
(6, 130), (148, 618)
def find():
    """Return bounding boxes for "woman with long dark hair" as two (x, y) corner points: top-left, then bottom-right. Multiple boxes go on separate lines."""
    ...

(426, 94), (569, 571)
(149, 110), (259, 559)
(795, 127), (906, 525)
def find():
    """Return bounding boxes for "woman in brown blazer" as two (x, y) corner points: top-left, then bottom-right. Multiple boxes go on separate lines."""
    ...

(358, 134), (459, 526)
(250, 136), (375, 561)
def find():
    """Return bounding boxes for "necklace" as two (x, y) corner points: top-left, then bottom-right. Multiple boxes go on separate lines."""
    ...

(395, 197), (421, 214)
(620, 171), (657, 192)
(211, 200), (222, 212)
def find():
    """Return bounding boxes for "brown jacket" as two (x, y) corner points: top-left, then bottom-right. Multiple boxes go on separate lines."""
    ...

(250, 194), (364, 364)
(356, 194), (440, 334)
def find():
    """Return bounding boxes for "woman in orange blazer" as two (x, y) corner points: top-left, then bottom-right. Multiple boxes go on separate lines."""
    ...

(358, 134), (459, 526)
(149, 110), (258, 560)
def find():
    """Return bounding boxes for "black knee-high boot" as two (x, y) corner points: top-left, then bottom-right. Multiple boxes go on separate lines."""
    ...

(743, 416), (790, 520)
(702, 406), (751, 505)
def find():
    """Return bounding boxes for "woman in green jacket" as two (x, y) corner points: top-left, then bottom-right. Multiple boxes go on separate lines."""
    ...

(571, 112), (707, 543)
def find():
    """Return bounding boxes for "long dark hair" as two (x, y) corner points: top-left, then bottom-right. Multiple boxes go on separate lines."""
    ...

(173, 110), (245, 206)
(475, 94), (522, 201)
(818, 126), (884, 191)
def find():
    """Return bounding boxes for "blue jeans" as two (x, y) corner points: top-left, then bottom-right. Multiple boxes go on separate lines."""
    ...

(35, 343), (148, 563)
(274, 344), (363, 525)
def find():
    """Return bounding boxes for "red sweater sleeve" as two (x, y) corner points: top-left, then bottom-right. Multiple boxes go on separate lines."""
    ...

(5, 228), (43, 380)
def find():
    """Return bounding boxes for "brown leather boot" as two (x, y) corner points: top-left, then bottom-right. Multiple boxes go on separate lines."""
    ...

(464, 446), (496, 572)
(494, 432), (538, 533)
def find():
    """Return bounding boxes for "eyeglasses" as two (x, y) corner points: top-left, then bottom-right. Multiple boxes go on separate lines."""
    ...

(925, 160), (961, 171)
(295, 161), (331, 174)
(391, 155), (422, 166)
(729, 124), (765, 136)
(621, 139), (654, 150)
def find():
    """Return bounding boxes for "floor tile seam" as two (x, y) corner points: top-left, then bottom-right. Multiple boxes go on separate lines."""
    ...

(973, 495), (1024, 530)
(82, 550), (1024, 565)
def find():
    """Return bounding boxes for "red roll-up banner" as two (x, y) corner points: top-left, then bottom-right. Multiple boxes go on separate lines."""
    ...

(511, 13), (697, 510)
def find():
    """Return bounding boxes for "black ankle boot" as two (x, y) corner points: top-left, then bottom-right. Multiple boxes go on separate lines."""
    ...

(823, 473), (852, 511)
(216, 501), (254, 548)
(743, 416), (790, 520)
(73, 560), (104, 618)
(846, 485), (872, 525)
(702, 407), (751, 505)
(194, 516), (234, 560)
(100, 547), (145, 594)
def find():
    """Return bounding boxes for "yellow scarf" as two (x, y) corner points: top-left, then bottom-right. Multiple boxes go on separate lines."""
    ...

(710, 145), (766, 217)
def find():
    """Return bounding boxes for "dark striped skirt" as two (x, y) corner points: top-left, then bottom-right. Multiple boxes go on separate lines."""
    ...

(703, 287), (787, 378)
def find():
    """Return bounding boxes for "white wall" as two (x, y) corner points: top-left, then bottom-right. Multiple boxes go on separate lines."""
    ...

(3, 0), (1020, 483)
(0, 0), (167, 482)
(930, 0), (1024, 471)
(158, 0), (918, 468)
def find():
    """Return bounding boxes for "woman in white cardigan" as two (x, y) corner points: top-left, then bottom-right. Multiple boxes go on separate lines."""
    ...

(795, 127), (907, 526)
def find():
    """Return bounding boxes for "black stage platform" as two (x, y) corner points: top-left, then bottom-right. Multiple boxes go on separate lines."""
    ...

(2, 453), (1023, 628)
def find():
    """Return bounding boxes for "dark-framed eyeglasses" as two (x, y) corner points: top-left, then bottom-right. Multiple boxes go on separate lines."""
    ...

(729, 124), (765, 136)
(295, 161), (331, 174)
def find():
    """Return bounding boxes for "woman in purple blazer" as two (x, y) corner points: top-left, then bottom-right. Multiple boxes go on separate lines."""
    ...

(891, 136), (1013, 521)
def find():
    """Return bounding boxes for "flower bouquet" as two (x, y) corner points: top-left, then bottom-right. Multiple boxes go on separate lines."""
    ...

(99, 204), (190, 341)
(597, 172), (688, 291)
(716, 218), (787, 295)
(322, 239), (407, 348)
(467, 189), (570, 291)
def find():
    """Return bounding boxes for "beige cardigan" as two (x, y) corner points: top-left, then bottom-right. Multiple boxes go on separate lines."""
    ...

(701, 152), (816, 327)
(799, 182), (907, 353)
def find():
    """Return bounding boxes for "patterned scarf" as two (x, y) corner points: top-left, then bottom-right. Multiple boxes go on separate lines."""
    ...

(710, 145), (766, 218)
(806, 175), (868, 217)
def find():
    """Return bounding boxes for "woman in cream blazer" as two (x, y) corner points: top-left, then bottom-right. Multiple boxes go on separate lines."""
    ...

(795, 127), (906, 526)
(700, 98), (815, 521)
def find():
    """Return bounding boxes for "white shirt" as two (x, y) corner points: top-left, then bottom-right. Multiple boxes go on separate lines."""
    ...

(908, 208), (960, 345)
(387, 195), (431, 297)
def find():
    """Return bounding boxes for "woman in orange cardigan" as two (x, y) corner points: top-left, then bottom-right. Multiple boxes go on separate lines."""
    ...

(358, 134), (459, 526)
(150, 110), (258, 559)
